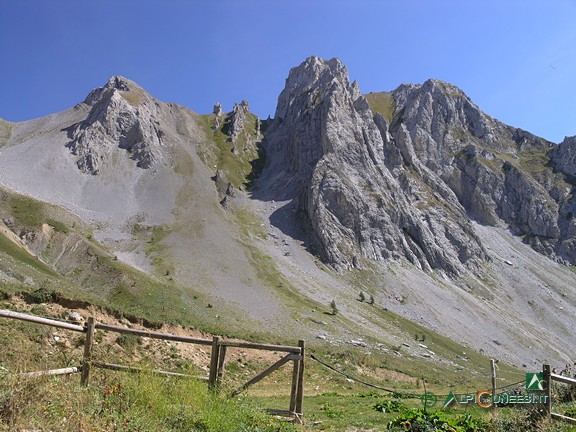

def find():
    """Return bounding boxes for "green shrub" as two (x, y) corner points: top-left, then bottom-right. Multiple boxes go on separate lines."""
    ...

(373, 399), (405, 413)
(387, 408), (489, 432)
(330, 300), (338, 315)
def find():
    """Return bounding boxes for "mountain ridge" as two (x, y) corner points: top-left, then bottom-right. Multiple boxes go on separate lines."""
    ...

(1, 56), (576, 369)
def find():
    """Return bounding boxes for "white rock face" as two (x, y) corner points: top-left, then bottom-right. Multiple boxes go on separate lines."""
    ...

(261, 56), (576, 273)
(66, 76), (165, 174)
(391, 77), (567, 263)
(264, 57), (488, 275)
(228, 100), (250, 143)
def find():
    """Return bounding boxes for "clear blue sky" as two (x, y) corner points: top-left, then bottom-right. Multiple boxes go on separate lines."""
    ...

(1, 0), (575, 143)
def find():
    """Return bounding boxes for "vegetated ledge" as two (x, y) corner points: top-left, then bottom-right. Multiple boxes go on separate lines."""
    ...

(0, 289), (163, 329)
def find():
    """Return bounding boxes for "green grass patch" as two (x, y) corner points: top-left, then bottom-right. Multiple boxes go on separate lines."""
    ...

(364, 91), (396, 122)
(0, 367), (296, 431)
(140, 225), (176, 277)
(8, 196), (44, 229)
(119, 89), (144, 106)
(234, 206), (268, 240)
(46, 218), (69, 234)
(518, 147), (550, 175)
(0, 232), (57, 277)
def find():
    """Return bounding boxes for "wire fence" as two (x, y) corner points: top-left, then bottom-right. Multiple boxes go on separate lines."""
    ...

(309, 352), (527, 401)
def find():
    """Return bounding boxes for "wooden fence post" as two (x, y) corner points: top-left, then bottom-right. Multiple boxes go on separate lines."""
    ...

(208, 336), (221, 389)
(216, 345), (227, 387)
(490, 359), (496, 410)
(289, 353), (301, 414)
(295, 339), (305, 418)
(81, 317), (95, 386)
(289, 339), (306, 417)
(543, 364), (552, 416)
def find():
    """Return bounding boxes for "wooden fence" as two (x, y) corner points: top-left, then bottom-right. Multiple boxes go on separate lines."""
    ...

(0, 309), (305, 420)
(542, 364), (576, 425)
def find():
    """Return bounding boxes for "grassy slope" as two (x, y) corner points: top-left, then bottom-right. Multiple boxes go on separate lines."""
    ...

(0, 188), (215, 329)
(196, 111), (262, 189)
(1, 296), (572, 431)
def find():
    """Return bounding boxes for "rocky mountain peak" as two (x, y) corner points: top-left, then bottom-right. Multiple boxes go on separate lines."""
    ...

(391, 78), (516, 167)
(106, 75), (133, 91)
(83, 76), (140, 106)
(66, 76), (165, 175)
(266, 56), (367, 183)
(263, 56), (489, 274)
(275, 56), (358, 121)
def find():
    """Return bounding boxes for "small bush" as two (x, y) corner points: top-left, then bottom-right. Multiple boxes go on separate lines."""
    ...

(387, 408), (490, 432)
(116, 334), (141, 351)
(24, 288), (54, 304)
(373, 399), (405, 413)
(329, 300), (338, 315)
(320, 403), (343, 418)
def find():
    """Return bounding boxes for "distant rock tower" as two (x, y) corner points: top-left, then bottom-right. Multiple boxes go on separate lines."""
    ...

(213, 102), (223, 117)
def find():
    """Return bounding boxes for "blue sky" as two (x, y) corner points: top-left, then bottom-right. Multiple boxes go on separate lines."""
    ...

(1, 0), (575, 143)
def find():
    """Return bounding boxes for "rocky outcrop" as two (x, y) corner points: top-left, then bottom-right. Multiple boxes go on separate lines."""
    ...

(262, 56), (576, 273)
(391, 79), (560, 225)
(550, 135), (576, 177)
(65, 76), (165, 175)
(213, 102), (223, 117)
(212, 102), (223, 129)
(264, 57), (489, 274)
(228, 100), (250, 143)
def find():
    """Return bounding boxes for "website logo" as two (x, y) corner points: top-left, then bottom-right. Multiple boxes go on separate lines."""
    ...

(526, 372), (545, 391)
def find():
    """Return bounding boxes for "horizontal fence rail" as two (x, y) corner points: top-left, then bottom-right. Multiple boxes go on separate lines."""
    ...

(92, 361), (208, 381)
(544, 364), (576, 426)
(19, 366), (82, 379)
(95, 322), (213, 345)
(550, 373), (576, 386)
(0, 308), (305, 420)
(219, 340), (302, 353)
(0, 309), (85, 332)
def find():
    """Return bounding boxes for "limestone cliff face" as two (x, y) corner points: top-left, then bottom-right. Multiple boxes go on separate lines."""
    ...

(51, 59), (576, 274)
(264, 57), (488, 274)
(388, 78), (568, 261)
(66, 76), (165, 174)
(262, 56), (576, 273)
(548, 135), (576, 262)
